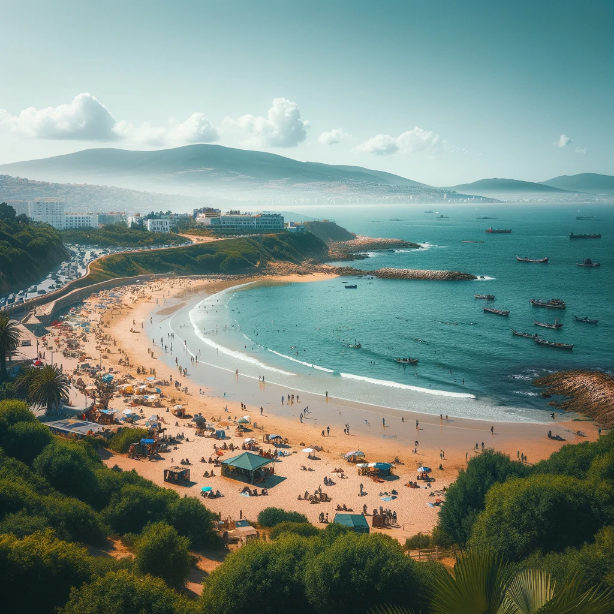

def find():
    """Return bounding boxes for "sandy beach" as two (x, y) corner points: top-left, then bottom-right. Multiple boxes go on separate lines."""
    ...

(44, 273), (600, 543)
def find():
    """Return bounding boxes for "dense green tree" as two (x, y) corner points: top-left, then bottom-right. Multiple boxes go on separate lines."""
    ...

(3, 419), (52, 464)
(167, 496), (220, 549)
(0, 312), (21, 380)
(108, 427), (149, 453)
(33, 440), (101, 504)
(0, 530), (97, 614)
(437, 450), (530, 545)
(304, 532), (423, 614)
(200, 534), (313, 614)
(0, 510), (50, 537)
(257, 506), (308, 527)
(61, 570), (195, 614)
(27, 364), (71, 413)
(42, 494), (107, 546)
(0, 398), (35, 425)
(470, 474), (611, 561)
(134, 522), (191, 589)
(104, 484), (176, 534)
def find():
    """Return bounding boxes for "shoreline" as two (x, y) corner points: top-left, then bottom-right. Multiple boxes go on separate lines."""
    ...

(66, 272), (600, 540)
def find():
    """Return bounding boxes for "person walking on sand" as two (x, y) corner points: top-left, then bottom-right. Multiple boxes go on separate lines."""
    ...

(281, 396), (284, 405)
(382, 417), (386, 427)
(491, 425), (494, 435)
(327, 426), (330, 436)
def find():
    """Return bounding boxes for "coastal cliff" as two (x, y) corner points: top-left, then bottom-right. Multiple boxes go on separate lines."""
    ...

(533, 370), (614, 427)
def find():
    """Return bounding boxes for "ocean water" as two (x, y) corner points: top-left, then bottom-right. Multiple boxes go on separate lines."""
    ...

(165, 203), (614, 422)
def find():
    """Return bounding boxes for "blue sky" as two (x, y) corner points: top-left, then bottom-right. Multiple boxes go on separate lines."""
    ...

(0, 0), (612, 185)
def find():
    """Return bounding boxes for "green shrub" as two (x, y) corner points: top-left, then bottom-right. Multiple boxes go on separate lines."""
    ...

(470, 474), (611, 561)
(60, 569), (195, 614)
(4, 420), (53, 465)
(270, 522), (320, 540)
(404, 532), (431, 550)
(257, 507), (308, 527)
(200, 534), (313, 614)
(134, 522), (191, 589)
(167, 497), (220, 549)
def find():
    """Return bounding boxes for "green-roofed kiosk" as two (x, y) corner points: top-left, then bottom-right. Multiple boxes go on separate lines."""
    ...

(333, 513), (370, 534)
(221, 452), (276, 484)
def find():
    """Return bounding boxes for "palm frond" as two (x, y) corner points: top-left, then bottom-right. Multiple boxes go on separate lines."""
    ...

(499, 569), (555, 614)
(369, 606), (414, 614)
(534, 575), (613, 614)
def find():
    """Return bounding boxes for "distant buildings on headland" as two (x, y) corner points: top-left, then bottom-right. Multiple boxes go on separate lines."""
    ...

(8, 199), (306, 234)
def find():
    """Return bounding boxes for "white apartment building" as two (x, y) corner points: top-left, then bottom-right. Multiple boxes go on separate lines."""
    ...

(29, 201), (65, 229)
(145, 219), (170, 233)
(64, 213), (99, 229)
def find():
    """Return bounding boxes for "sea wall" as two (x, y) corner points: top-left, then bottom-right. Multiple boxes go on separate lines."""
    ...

(373, 268), (477, 281)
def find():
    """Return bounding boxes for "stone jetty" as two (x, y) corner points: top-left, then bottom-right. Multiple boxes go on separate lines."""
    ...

(328, 236), (421, 261)
(373, 268), (477, 281)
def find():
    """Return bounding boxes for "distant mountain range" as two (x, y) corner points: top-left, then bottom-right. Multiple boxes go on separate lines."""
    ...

(0, 145), (611, 206)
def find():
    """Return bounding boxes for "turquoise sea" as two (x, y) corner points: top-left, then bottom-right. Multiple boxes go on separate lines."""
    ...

(165, 203), (614, 423)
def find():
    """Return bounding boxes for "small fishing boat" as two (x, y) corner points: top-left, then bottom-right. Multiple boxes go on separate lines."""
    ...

(424, 210), (433, 213)
(516, 256), (549, 263)
(576, 258), (600, 267)
(345, 284), (358, 289)
(395, 357), (418, 365)
(475, 294), (495, 300)
(574, 316), (598, 324)
(485, 227), (512, 234)
(534, 337), (574, 350)
(348, 340), (362, 349)
(477, 216), (497, 220)
(570, 232), (601, 239)
(462, 240), (485, 243)
(530, 298), (566, 310)
(484, 307), (509, 316)
(511, 329), (537, 338)
(534, 318), (564, 329)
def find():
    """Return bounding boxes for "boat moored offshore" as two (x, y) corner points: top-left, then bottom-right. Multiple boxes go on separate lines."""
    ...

(395, 357), (418, 365)
(530, 298), (566, 310)
(576, 258), (600, 267)
(516, 256), (549, 263)
(511, 329), (538, 338)
(570, 232), (601, 239)
(534, 337), (574, 350)
(484, 307), (509, 316)
(534, 318), (564, 329)
(475, 294), (495, 300)
(575, 315), (598, 324)
(485, 227), (512, 234)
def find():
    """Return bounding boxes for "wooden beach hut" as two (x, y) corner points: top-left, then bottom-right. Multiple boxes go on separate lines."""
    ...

(221, 452), (275, 484)
(164, 466), (190, 484)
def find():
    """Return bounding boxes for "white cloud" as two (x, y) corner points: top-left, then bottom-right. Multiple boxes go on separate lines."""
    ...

(355, 127), (441, 156)
(223, 98), (309, 148)
(318, 128), (350, 145)
(0, 93), (218, 146)
(0, 93), (118, 140)
(555, 134), (572, 148)
(115, 113), (218, 146)
(574, 147), (587, 155)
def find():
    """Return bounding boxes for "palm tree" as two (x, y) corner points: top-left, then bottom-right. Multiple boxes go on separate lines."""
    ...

(370, 549), (612, 614)
(0, 312), (21, 380)
(27, 364), (71, 414)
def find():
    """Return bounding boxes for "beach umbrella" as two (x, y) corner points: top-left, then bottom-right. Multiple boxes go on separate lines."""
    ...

(193, 415), (206, 424)
(269, 434), (282, 439)
(302, 448), (314, 453)
(345, 450), (365, 458)
(33, 359), (43, 366)
(174, 404), (184, 410)
(201, 486), (213, 492)
(146, 376), (155, 381)
(417, 466), (431, 473)
(244, 437), (256, 443)
(237, 416), (250, 424)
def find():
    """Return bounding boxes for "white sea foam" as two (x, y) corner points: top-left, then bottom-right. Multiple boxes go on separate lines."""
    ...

(268, 349), (335, 372)
(184, 290), (296, 376)
(339, 372), (475, 398)
(473, 276), (496, 281)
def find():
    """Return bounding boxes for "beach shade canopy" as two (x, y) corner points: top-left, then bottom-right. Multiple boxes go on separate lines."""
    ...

(146, 376), (155, 381)
(193, 415), (206, 424)
(417, 467), (432, 473)
(269, 434), (282, 439)
(373, 462), (392, 470)
(244, 437), (256, 443)
(237, 416), (251, 424)
(140, 438), (155, 445)
(356, 463), (368, 468)
(333, 513), (370, 534)
(345, 450), (365, 458)
(201, 486), (213, 492)
(101, 373), (114, 383)
(221, 452), (275, 484)
(33, 359), (43, 366)
(174, 404), (184, 410)
(303, 448), (315, 453)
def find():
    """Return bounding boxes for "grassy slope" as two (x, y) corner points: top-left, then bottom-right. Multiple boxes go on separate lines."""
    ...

(83, 232), (328, 284)
(59, 224), (186, 247)
(303, 221), (355, 243)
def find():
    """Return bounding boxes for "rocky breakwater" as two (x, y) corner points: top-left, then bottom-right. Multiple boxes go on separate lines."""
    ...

(373, 268), (477, 281)
(328, 236), (421, 261)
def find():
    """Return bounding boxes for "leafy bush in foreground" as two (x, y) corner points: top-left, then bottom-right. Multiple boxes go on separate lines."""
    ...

(257, 507), (308, 527)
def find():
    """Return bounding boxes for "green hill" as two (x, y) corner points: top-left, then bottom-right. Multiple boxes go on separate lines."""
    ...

(0, 203), (69, 294)
(303, 221), (355, 243)
(448, 178), (576, 194)
(541, 173), (614, 195)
